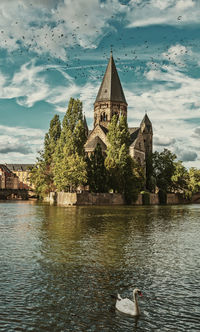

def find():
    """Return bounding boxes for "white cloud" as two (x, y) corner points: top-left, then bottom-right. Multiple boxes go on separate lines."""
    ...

(127, 0), (199, 27)
(0, 125), (45, 162)
(0, 125), (45, 138)
(0, 60), (77, 108)
(193, 127), (200, 137)
(174, 147), (198, 162)
(0, 0), (124, 59)
(175, 0), (195, 10)
(0, 135), (31, 154)
(0, 61), (50, 107)
(162, 44), (190, 65)
(154, 135), (176, 146)
(124, 57), (200, 167)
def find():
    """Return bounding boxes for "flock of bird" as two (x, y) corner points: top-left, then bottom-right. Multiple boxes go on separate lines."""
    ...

(0, 11), (198, 82)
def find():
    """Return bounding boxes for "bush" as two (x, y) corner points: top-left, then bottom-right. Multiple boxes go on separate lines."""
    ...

(141, 191), (150, 205)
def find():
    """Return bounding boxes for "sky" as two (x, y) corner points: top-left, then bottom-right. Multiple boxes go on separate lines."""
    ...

(0, 0), (200, 168)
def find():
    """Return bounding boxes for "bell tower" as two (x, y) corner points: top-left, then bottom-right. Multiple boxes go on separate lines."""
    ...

(94, 51), (127, 129)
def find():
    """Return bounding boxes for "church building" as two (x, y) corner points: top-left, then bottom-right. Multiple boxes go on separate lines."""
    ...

(84, 51), (153, 167)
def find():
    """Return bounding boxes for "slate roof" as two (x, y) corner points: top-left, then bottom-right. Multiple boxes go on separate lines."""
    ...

(0, 164), (13, 174)
(129, 127), (140, 146)
(6, 164), (34, 171)
(99, 124), (108, 135)
(85, 136), (107, 150)
(95, 52), (127, 104)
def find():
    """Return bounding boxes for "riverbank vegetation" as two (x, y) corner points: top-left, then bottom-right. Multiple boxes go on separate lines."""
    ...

(30, 98), (200, 203)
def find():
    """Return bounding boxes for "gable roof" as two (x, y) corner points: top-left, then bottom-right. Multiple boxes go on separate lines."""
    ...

(85, 136), (107, 151)
(87, 124), (108, 140)
(95, 52), (127, 104)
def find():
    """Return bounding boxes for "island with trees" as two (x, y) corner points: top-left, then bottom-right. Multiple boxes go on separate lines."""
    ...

(30, 97), (200, 205)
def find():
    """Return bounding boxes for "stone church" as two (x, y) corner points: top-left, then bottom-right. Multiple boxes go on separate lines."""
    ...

(84, 52), (153, 167)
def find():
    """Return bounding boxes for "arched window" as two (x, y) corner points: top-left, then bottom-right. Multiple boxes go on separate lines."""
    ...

(100, 112), (108, 121)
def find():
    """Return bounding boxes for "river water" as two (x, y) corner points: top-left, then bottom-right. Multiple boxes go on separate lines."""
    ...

(0, 201), (200, 332)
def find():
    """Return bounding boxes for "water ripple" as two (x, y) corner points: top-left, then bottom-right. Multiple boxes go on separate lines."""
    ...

(0, 203), (200, 331)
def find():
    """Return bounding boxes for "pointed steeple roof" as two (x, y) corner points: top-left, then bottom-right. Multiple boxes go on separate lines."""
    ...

(141, 113), (152, 126)
(95, 51), (127, 104)
(140, 113), (153, 133)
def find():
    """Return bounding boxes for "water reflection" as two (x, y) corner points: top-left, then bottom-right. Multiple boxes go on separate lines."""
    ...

(0, 202), (200, 331)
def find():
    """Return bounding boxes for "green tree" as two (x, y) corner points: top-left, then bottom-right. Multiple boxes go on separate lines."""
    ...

(171, 161), (189, 194)
(30, 114), (61, 197)
(86, 143), (108, 193)
(152, 149), (177, 192)
(105, 115), (143, 203)
(29, 157), (49, 197)
(187, 167), (200, 196)
(53, 98), (87, 191)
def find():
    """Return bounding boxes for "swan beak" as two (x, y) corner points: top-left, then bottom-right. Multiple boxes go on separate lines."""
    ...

(139, 292), (143, 296)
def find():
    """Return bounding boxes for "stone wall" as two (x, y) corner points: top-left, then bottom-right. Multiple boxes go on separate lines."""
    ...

(50, 192), (125, 206)
(45, 191), (193, 206)
(150, 193), (159, 205)
(57, 192), (78, 206)
(166, 193), (187, 205)
(134, 194), (142, 205)
(77, 192), (124, 205)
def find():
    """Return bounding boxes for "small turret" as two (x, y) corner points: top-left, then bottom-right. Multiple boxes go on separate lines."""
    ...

(140, 113), (153, 158)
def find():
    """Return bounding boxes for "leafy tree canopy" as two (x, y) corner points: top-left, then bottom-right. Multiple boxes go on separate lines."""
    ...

(53, 98), (87, 191)
(30, 114), (61, 197)
(86, 143), (109, 193)
(152, 148), (176, 192)
(105, 115), (143, 203)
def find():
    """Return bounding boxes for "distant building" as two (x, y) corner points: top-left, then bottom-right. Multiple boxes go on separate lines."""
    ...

(84, 52), (153, 167)
(6, 164), (34, 189)
(0, 164), (19, 189)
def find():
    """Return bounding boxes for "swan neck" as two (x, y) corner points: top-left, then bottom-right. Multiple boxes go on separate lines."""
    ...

(133, 292), (140, 315)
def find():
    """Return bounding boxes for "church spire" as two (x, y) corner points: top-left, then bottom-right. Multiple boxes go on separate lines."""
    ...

(95, 52), (127, 104)
(94, 52), (128, 128)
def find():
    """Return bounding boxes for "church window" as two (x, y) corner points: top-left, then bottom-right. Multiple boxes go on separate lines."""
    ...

(104, 89), (107, 93)
(101, 112), (107, 121)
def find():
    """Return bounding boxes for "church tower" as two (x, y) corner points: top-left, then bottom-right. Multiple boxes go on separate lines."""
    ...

(140, 113), (153, 159)
(94, 51), (127, 128)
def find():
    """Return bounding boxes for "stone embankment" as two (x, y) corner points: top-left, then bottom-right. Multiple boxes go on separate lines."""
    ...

(44, 191), (194, 206)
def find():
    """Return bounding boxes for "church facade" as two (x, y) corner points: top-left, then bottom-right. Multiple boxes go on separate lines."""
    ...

(84, 52), (153, 167)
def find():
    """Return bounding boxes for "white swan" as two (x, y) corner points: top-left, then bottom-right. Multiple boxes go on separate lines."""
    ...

(115, 288), (142, 316)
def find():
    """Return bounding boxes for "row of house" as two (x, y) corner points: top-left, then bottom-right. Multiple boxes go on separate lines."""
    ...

(0, 164), (33, 190)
